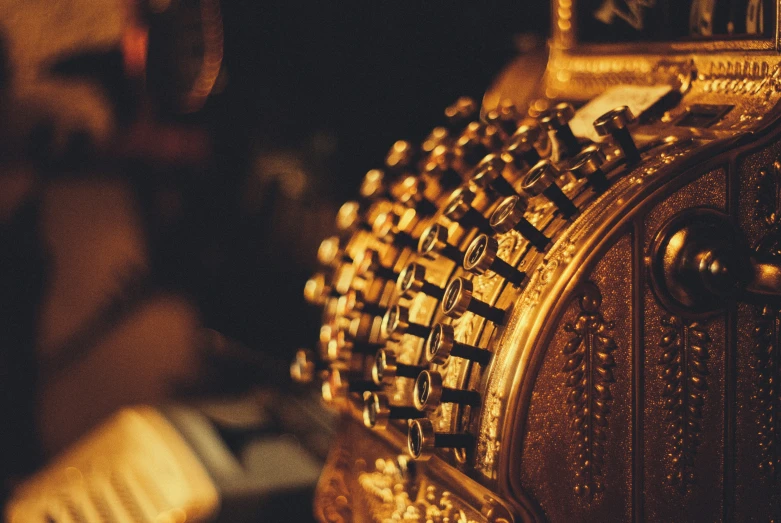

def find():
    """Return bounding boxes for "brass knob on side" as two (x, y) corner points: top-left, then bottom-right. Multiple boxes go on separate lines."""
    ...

(413, 370), (481, 411)
(593, 106), (640, 165)
(381, 304), (432, 340)
(407, 418), (475, 461)
(425, 323), (492, 366)
(418, 224), (465, 265)
(354, 248), (400, 282)
(372, 212), (418, 249)
(490, 195), (551, 251)
(503, 124), (542, 170)
(363, 392), (421, 429)
(569, 145), (609, 193)
(372, 349), (426, 385)
(540, 102), (580, 158)
(463, 234), (526, 287)
(397, 262), (445, 300)
(523, 160), (578, 219)
(290, 348), (327, 384)
(469, 154), (518, 197)
(336, 201), (370, 233)
(441, 277), (506, 324)
(443, 189), (494, 235)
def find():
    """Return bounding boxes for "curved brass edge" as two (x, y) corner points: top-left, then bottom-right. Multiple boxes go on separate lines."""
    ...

(492, 114), (781, 517)
(324, 416), (520, 523)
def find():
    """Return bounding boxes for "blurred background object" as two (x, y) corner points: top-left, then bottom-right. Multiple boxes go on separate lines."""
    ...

(0, 0), (549, 520)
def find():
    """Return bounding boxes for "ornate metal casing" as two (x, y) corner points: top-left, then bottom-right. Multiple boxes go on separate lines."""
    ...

(303, 2), (781, 521)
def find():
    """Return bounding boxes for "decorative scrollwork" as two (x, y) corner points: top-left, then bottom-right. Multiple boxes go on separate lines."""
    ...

(658, 315), (710, 493)
(755, 161), (781, 227)
(753, 305), (781, 480)
(561, 281), (616, 500)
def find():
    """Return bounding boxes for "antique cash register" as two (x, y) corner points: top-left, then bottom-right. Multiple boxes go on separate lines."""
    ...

(298, 0), (781, 521)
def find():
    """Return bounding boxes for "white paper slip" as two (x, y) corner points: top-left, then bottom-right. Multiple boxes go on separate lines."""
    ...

(569, 84), (674, 142)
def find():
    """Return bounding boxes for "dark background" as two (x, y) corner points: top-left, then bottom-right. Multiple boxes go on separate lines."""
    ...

(191, 1), (551, 370)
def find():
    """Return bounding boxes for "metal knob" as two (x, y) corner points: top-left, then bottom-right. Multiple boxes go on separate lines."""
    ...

(372, 348), (426, 385)
(413, 370), (481, 411)
(325, 329), (381, 361)
(422, 126), (450, 154)
(540, 102), (580, 157)
(317, 236), (352, 267)
(444, 96), (478, 133)
(397, 262), (445, 300)
(354, 248), (399, 282)
(569, 145), (609, 192)
(418, 223), (465, 265)
(485, 104), (522, 137)
(463, 234), (526, 286)
(523, 160), (578, 219)
(456, 124), (491, 168)
(651, 208), (781, 315)
(396, 175), (437, 217)
(441, 277), (506, 324)
(490, 195), (550, 251)
(425, 323), (492, 366)
(381, 304), (432, 340)
(290, 348), (327, 384)
(503, 124), (542, 169)
(336, 289), (385, 318)
(385, 140), (418, 173)
(372, 212), (418, 249)
(423, 158), (462, 190)
(363, 392), (421, 429)
(336, 201), (370, 233)
(304, 272), (338, 305)
(469, 154), (518, 197)
(443, 189), (493, 235)
(407, 418), (475, 461)
(593, 106), (640, 165)
(322, 368), (380, 403)
(359, 169), (389, 200)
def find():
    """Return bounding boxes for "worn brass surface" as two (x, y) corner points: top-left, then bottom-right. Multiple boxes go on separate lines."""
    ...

(306, 2), (781, 521)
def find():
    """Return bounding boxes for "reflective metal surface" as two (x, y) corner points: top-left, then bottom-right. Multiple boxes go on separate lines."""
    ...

(299, 1), (781, 520)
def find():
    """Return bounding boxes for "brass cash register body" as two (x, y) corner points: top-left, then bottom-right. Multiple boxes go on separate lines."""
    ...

(301, 1), (781, 520)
